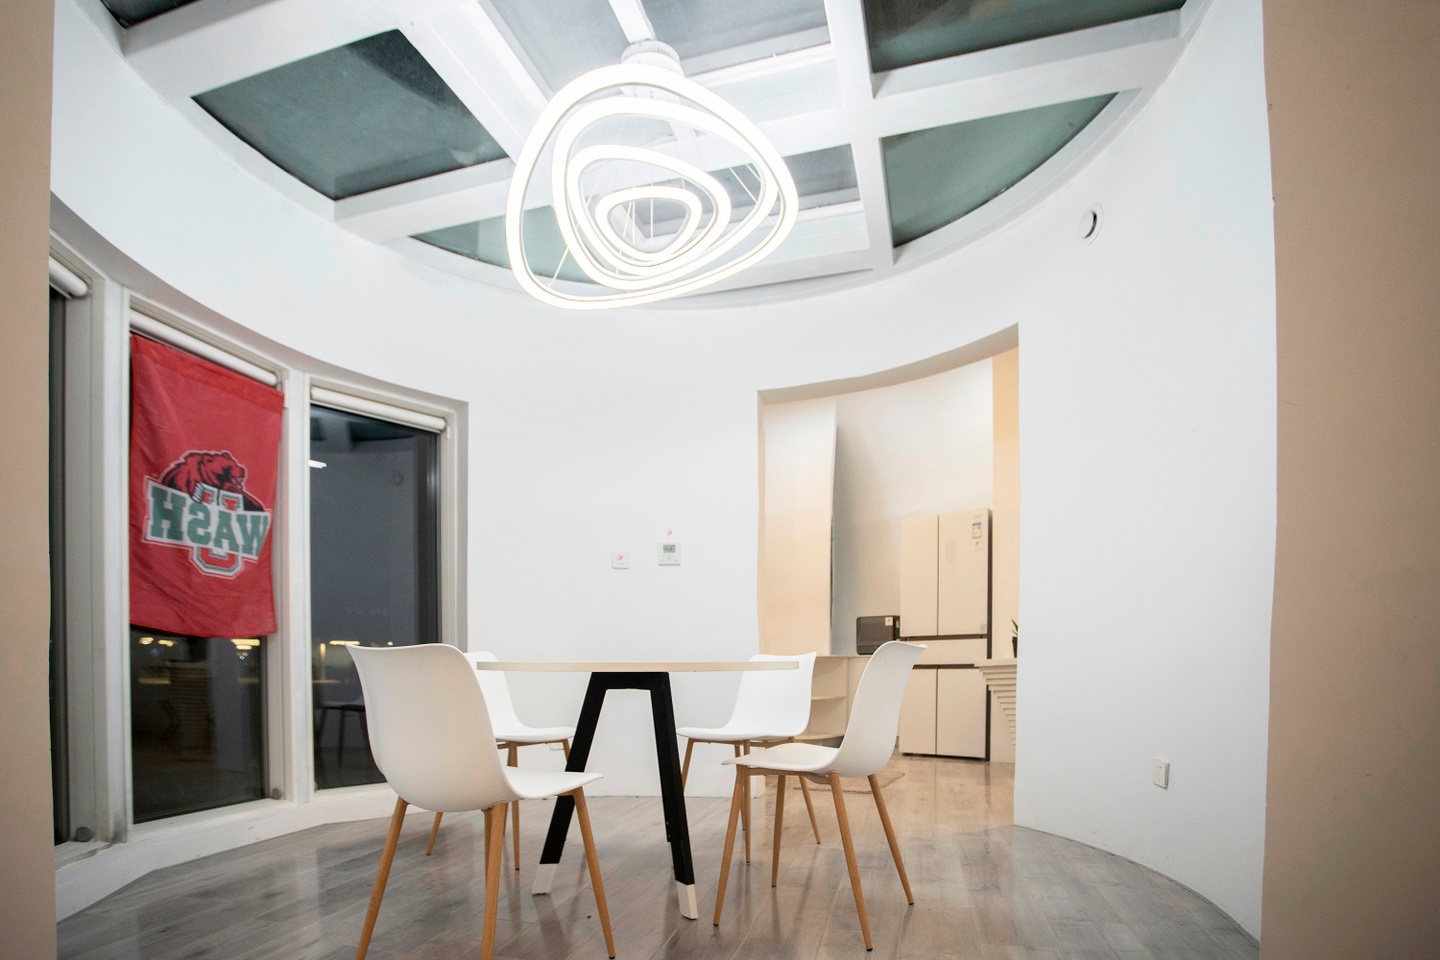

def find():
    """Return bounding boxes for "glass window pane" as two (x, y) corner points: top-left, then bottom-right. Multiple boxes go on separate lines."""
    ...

(642, 0), (829, 63)
(99, 0), (201, 28)
(194, 31), (507, 200)
(486, 0), (630, 92)
(883, 93), (1114, 247)
(130, 629), (267, 823)
(310, 407), (440, 789)
(864, 0), (1185, 73)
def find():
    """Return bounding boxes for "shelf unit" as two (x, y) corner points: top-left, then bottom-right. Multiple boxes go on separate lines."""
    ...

(799, 655), (862, 744)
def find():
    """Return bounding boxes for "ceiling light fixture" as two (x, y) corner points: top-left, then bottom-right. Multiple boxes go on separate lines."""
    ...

(505, 40), (798, 309)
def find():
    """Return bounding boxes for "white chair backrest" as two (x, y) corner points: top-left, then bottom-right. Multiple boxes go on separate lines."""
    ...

(464, 651), (527, 732)
(832, 641), (926, 778)
(728, 652), (817, 738)
(349, 644), (518, 812)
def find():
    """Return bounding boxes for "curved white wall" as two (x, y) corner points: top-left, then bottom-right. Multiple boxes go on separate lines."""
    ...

(52, 0), (1274, 934)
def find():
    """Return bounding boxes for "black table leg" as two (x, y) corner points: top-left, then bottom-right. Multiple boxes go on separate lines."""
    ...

(532, 671), (699, 919)
(647, 675), (698, 918)
(533, 675), (607, 894)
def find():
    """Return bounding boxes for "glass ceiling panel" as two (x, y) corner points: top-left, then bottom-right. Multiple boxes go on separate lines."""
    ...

(99, 0), (201, 28)
(643, 0), (829, 63)
(864, 0), (1185, 73)
(416, 209), (594, 285)
(416, 145), (856, 276)
(883, 93), (1114, 247)
(194, 31), (507, 201)
(486, 0), (630, 92)
(787, 145), (860, 206)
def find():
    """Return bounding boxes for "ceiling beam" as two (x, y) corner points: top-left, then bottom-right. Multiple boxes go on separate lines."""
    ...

(604, 0), (656, 45)
(821, 0), (895, 273)
(402, 3), (548, 159)
(335, 159), (514, 242)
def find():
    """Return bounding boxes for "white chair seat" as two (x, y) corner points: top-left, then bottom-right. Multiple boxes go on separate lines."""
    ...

(720, 740), (837, 773)
(676, 723), (798, 742)
(496, 723), (577, 744)
(504, 766), (600, 801)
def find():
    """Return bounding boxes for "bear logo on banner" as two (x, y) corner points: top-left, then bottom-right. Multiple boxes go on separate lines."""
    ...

(143, 450), (273, 579)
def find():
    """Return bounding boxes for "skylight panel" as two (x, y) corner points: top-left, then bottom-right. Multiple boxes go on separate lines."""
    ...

(194, 31), (507, 200)
(883, 93), (1115, 247)
(485, 0), (631, 92)
(99, 0), (202, 28)
(863, 0), (1185, 73)
(642, 0), (829, 64)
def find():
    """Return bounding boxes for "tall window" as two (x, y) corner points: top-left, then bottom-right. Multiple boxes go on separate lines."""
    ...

(310, 405), (439, 788)
(127, 334), (283, 822)
(50, 288), (69, 843)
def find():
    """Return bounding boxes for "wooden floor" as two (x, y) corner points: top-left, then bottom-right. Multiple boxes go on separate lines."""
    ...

(58, 756), (1257, 960)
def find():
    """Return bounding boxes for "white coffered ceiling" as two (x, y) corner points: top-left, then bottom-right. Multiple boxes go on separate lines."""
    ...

(79, 0), (1208, 304)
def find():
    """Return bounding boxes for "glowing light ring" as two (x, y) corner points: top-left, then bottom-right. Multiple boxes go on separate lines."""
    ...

(505, 62), (799, 309)
(593, 185), (704, 268)
(552, 102), (765, 288)
(564, 143), (732, 282)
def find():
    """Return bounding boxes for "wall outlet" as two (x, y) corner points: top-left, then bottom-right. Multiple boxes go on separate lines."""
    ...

(1152, 758), (1170, 789)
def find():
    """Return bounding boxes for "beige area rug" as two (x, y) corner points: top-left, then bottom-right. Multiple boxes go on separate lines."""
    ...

(775, 769), (905, 794)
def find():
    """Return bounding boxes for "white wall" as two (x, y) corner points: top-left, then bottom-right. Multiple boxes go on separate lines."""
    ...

(831, 361), (994, 655)
(758, 396), (837, 657)
(50, 0), (1274, 934)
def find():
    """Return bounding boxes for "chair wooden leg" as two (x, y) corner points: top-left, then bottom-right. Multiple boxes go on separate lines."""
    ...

(771, 773), (786, 888)
(712, 765), (746, 925)
(356, 798), (407, 960)
(425, 811), (443, 856)
(681, 738), (694, 790)
(869, 773), (914, 904)
(829, 773), (873, 951)
(741, 745), (752, 863)
(507, 744), (521, 870)
(481, 804), (504, 960)
(798, 775), (822, 844)
(571, 788), (616, 958)
(561, 738), (571, 759)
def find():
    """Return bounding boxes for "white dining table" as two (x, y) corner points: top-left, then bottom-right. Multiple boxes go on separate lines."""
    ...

(475, 658), (795, 919)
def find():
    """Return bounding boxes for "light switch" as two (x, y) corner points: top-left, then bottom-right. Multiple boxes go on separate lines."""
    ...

(611, 552), (629, 569)
(1152, 758), (1170, 789)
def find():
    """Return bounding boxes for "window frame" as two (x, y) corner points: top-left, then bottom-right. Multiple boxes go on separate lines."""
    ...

(48, 233), (465, 909)
(304, 387), (453, 792)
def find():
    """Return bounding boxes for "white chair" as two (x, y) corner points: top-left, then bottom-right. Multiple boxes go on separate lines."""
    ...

(349, 644), (614, 960)
(712, 641), (925, 952)
(677, 652), (823, 859)
(425, 651), (577, 866)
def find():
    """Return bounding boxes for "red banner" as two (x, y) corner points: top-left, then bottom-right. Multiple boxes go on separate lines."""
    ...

(129, 335), (283, 637)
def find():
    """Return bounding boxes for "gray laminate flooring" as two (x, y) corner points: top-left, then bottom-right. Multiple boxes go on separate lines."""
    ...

(57, 756), (1257, 960)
